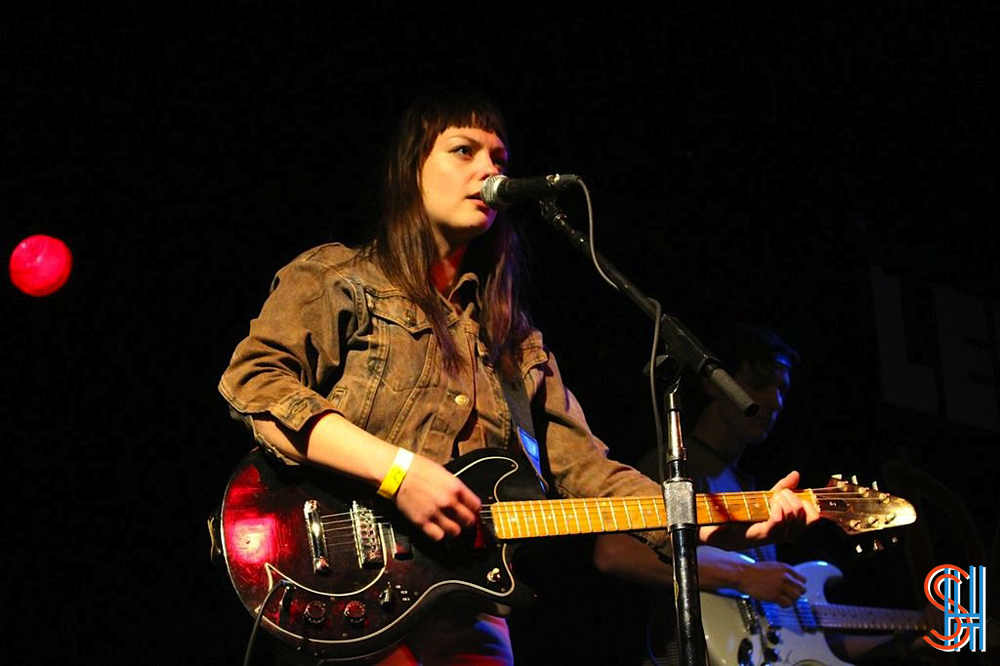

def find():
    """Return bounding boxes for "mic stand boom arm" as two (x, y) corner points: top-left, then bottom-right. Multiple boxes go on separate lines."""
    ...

(538, 199), (758, 666)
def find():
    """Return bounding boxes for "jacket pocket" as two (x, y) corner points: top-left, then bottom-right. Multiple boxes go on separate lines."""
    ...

(366, 292), (441, 392)
(519, 331), (549, 399)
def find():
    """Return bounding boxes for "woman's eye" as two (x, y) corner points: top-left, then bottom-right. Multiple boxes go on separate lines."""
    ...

(451, 145), (473, 156)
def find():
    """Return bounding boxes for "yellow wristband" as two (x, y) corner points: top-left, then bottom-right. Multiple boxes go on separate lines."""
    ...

(377, 447), (414, 499)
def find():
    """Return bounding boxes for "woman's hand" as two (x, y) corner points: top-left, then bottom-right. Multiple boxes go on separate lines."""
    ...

(250, 412), (481, 542)
(394, 454), (482, 541)
(699, 470), (820, 550)
(742, 471), (819, 544)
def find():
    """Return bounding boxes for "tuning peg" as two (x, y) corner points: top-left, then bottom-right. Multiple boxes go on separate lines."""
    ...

(831, 473), (843, 480)
(851, 474), (859, 485)
(872, 481), (879, 491)
(873, 539), (885, 551)
(856, 544), (864, 554)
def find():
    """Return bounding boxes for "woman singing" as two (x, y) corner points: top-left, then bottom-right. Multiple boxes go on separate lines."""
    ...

(219, 93), (814, 664)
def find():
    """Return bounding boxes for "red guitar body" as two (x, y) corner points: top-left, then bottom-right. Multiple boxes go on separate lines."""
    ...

(219, 448), (541, 661)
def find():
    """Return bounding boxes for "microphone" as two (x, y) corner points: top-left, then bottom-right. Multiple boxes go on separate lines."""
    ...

(480, 174), (580, 209)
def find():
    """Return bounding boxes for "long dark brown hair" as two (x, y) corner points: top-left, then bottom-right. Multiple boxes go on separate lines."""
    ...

(368, 93), (532, 379)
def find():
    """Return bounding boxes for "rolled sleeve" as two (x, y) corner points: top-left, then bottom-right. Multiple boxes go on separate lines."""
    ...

(219, 254), (359, 432)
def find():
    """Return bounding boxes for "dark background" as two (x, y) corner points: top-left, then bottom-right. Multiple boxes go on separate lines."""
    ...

(4, 4), (997, 664)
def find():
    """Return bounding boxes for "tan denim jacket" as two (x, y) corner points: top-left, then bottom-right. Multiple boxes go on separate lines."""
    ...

(218, 243), (666, 547)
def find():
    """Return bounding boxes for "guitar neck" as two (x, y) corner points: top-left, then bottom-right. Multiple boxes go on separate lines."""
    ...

(810, 604), (928, 633)
(489, 490), (817, 539)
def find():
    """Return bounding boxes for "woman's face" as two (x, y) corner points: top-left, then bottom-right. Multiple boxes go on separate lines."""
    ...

(419, 126), (507, 256)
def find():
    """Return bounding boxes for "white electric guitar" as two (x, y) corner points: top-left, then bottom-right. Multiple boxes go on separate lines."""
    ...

(699, 561), (927, 666)
(644, 560), (929, 665)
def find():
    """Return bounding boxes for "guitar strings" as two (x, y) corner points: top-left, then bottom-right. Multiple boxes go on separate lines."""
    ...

(315, 490), (893, 524)
(313, 491), (897, 544)
(319, 511), (499, 523)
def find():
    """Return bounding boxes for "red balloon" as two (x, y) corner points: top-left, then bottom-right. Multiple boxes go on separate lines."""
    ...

(9, 234), (73, 296)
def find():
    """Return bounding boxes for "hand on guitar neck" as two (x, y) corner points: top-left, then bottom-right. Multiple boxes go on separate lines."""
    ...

(701, 470), (820, 551)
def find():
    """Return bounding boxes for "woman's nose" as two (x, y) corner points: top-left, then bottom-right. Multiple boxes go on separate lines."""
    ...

(478, 154), (502, 177)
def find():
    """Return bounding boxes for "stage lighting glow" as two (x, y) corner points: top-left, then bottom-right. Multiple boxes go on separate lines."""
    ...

(9, 234), (73, 296)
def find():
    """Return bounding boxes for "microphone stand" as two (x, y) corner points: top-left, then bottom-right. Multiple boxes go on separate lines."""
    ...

(537, 199), (758, 666)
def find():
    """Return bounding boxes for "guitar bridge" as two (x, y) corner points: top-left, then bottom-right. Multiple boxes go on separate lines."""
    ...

(737, 597), (759, 634)
(304, 500), (331, 574)
(352, 502), (385, 569)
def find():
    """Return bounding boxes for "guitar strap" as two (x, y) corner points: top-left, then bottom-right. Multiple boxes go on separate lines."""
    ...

(499, 371), (550, 495)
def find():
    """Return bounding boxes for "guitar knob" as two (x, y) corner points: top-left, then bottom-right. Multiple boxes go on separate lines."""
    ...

(303, 600), (327, 625)
(766, 628), (781, 644)
(343, 600), (367, 625)
(764, 647), (779, 662)
(737, 638), (754, 666)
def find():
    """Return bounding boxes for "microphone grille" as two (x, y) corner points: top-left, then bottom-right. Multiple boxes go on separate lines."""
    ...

(480, 175), (508, 209)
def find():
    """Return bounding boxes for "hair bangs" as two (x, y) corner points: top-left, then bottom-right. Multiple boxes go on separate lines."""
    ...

(418, 95), (509, 156)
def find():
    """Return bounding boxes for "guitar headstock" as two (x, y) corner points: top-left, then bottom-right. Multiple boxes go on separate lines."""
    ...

(816, 475), (917, 535)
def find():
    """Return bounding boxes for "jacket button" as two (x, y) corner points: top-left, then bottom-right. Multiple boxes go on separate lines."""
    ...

(452, 393), (470, 406)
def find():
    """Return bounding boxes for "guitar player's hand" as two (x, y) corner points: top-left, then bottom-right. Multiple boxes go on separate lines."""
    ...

(248, 413), (481, 542)
(742, 471), (820, 544)
(394, 455), (481, 542)
(737, 561), (807, 607)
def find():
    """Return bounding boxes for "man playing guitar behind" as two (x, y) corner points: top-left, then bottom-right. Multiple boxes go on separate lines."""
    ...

(594, 322), (929, 664)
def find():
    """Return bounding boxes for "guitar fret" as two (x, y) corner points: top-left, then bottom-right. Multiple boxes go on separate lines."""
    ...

(538, 501), (549, 536)
(537, 501), (550, 535)
(529, 502), (541, 536)
(622, 498), (633, 530)
(635, 498), (647, 528)
(741, 492), (750, 521)
(720, 494), (731, 520)
(559, 501), (570, 534)
(596, 500), (607, 532)
(747, 493), (762, 520)
(583, 501), (594, 533)
(607, 499), (619, 531)
(652, 498), (664, 527)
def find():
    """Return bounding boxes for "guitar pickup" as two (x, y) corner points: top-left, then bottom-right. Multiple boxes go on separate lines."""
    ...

(392, 530), (413, 560)
(304, 500), (331, 574)
(352, 502), (385, 569)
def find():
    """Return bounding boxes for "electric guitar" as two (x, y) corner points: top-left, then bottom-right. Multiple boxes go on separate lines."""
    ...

(698, 561), (928, 666)
(214, 447), (916, 661)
